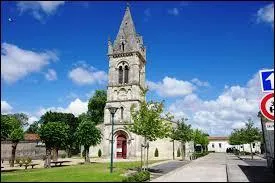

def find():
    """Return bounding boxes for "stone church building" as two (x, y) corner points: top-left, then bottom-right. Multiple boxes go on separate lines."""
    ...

(87, 6), (194, 160)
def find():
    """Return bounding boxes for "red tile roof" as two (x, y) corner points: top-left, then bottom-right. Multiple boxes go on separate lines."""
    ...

(208, 136), (229, 141)
(24, 133), (40, 141)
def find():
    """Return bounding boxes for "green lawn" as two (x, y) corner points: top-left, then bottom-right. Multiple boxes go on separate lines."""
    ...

(1, 160), (163, 182)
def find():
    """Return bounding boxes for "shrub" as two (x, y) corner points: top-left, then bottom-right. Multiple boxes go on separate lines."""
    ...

(154, 148), (159, 157)
(177, 148), (181, 157)
(61, 154), (66, 159)
(22, 157), (32, 165)
(98, 149), (102, 157)
(15, 157), (21, 164)
(122, 171), (150, 182)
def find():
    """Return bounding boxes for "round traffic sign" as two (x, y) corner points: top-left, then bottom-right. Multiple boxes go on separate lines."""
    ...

(260, 93), (274, 121)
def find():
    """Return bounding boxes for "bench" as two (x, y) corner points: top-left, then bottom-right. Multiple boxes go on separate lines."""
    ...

(24, 163), (39, 169)
(50, 161), (71, 167)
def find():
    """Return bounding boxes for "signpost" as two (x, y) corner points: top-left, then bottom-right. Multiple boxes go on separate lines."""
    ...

(259, 69), (274, 93)
(260, 93), (274, 121)
(259, 69), (274, 169)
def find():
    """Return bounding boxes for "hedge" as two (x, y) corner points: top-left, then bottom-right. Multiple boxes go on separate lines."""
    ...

(122, 171), (150, 182)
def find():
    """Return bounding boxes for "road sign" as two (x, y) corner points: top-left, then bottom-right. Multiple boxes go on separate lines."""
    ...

(260, 93), (274, 121)
(266, 122), (274, 131)
(259, 69), (274, 92)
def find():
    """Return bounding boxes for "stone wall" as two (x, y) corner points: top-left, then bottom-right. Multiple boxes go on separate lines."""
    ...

(1, 141), (66, 160)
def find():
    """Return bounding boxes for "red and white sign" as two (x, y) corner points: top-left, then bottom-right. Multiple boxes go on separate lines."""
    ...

(260, 93), (274, 121)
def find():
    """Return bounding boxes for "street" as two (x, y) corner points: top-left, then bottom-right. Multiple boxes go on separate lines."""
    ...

(151, 153), (273, 182)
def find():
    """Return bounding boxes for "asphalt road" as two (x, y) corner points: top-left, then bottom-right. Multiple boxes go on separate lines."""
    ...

(149, 160), (190, 179)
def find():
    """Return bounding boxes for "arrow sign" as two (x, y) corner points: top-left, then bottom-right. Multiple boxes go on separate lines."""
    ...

(265, 72), (274, 90)
(259, 69), (274, 93)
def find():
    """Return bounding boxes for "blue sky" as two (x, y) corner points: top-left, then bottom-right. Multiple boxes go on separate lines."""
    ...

(1, 1), (274, 135)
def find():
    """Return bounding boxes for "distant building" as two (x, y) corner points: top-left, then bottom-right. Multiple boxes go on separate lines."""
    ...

(207, 136), (261, 153)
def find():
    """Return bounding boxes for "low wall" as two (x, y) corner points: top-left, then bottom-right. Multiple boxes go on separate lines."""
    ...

(1, 141), (65, 160)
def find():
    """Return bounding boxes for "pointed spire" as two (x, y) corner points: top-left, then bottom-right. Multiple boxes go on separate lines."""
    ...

(113, 4), (138, 53)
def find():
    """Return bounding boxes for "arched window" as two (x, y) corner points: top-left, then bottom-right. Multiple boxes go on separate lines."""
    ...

(124, 65), (129, 83)
(119, 66), (123, 84)
(120, 107), (124, 120)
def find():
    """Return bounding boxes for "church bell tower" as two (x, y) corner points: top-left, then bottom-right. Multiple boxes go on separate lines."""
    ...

(102, 5), (146, 158)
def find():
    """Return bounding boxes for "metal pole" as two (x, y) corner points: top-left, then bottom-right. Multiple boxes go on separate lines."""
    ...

(260, 115), (267, 158)
(173, 140), (175, 160)
(110, 113), (114, 173)
(141, 144), (143, 170)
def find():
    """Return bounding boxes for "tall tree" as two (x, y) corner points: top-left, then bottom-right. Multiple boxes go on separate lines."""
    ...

(173, 118), (193, 160)
(75, 119), (102, 163)
(1, 114), (25, 167)
(127, 92), (172, 169)
(87, 90), (107, 125)
(38, 122), (69, 168)
(39, 111), (79, 158)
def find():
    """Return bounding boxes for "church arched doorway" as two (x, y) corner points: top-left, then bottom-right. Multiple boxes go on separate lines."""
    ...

(116, 133), (127, 159)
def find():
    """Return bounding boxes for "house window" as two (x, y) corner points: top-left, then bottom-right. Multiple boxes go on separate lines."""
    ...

(212, 143), (215, 148)
(219, 143), (222, 148)
(119, 66), (123, 84)
(253, 143), (255, 148)
(124, 66), (129, 83)
(120, 107), (124, 120)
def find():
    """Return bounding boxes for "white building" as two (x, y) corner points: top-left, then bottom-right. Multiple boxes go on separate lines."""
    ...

(207, 136), (261, 153)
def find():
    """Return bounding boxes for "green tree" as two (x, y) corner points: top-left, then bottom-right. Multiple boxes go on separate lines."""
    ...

(192, 129), (209, 153)
(127, 91), (172, 170)
(242, 119), (261, 159)
(1, 114), (25, 167)
(87, 90), (107, 125)
(40, 112), (79, 158)
(38, 122), (69, 168)
(173, 118), (193, 160)
(26, 121), (40, 134)
(75, 119), (102, 163)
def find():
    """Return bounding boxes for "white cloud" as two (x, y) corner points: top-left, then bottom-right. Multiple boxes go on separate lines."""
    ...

(45, 69), (57, 81)
(1, 43), (58, 83)
(191, 78), (210, 87)
(256, 3), (274, 27)
(147, 77), (196, 97)
(38, 98), (88, 117)
(168, 8), (180, 16)
(68, 65), (107, 85)
(28, 116), (39, 125)
(17, 1), (65, 21)
(86, 90), (95, 98)
(167, 72), (264, 136)
(1, 100), (13, 114)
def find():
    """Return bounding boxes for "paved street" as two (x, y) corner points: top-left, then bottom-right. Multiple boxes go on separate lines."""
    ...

(151, 153), (273, 182)
(151, 153), (227, 182)
(149, 160), (190, 180)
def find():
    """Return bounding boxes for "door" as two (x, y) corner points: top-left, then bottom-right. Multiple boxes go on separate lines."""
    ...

(116, 134), (127, 159)
(122, 140), (127, 159)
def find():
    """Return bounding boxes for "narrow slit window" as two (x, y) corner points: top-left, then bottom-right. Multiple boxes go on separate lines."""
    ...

(124, 66), (129, 83)
(120, 107), (124, 120)
(119, 66), (123, 84)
